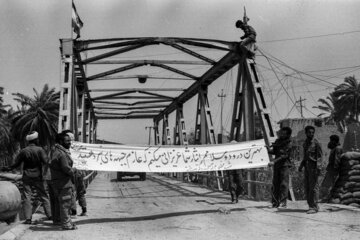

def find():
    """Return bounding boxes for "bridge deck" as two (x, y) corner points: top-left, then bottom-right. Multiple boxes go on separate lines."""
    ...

(2, 172), (359, 240)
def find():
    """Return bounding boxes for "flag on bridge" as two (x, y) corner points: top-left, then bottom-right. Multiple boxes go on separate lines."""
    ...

(72, 2), (83, 39)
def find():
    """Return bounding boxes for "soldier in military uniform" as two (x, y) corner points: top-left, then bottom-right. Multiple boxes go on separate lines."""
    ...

(235, 19), (257, 57)
(267, 127), (293, 208)
(320, 135), (343, 202)
(299, 125), (323, 214)
(61, 130), (88, 217)
(48, 133), (77, 230)
(3, 131), (52, 224)
(227, 169), (244, 203)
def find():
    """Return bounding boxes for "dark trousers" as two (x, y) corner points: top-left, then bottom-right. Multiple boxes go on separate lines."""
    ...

(47, 182), (60, 224)
(304, 166), (320, 210)
(71, 175), (87, 212)
(320, 169), (338, 201)
(228, 171), (243, 201)
(22, 178), (51, 220)
(77, 192), (87, 209)
(52, 184), (74, 228)
(271, 166), (290, 206)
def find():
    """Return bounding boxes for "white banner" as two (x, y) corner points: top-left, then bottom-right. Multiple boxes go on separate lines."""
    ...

(71, 139), (269, 172)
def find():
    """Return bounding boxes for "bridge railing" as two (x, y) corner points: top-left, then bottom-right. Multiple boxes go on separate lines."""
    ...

(162, 168), (297, 201)
(161, 168), (277, 201)
(83, 170), (97, 189)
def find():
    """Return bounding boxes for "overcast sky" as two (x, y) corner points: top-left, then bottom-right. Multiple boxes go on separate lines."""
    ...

(1, 0), (360, 144)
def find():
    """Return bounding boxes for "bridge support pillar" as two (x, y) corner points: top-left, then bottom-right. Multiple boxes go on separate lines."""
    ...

(173, 104), (188, 181)
(174, 104), (188, 146)
(194, 86), (217, 145)
(193, 86), (223, 190)
(58, 40), (74, 133)
(153, 119), (160, 145)
(230, 58), (276, 199)
(162, 114), (171, 145)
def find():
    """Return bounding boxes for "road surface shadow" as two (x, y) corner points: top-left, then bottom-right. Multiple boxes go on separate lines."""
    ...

(149, 176), (229, 200)
(28, 222), (64, 232)
(74, 208), (246, 225)
(276, 208), (308, 213)
(196, 199), (234, 205)
(27, 208), (245, 231)
(110, 178), (143, 182)
(250, 205), (309, 213)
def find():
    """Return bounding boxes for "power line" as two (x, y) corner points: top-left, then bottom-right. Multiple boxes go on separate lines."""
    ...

(263, 53), (301, 116)
(303, 106), (319, 117)
(258, 48), (339, 86)
(259, 30), (360, 43)
(298, 65), (360, 73)
(283, 103), (297, 119)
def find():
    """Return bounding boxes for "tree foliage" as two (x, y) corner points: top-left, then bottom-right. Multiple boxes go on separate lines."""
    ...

(315, 76), (360, 131)
(313, 93), (346, 133)
(11, 84), (60, 147)
(0, 87), (17, 165)
(332, 76), (360, 122)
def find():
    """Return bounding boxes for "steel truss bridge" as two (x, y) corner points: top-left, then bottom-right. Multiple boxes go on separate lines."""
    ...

(59, 37), (276, 193)
(59, 37), (274, 144)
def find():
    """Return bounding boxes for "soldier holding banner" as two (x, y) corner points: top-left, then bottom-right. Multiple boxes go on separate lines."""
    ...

(61, 130), (88, 217)
(48, 133), (77, 230)
(267, 127), (293, 208)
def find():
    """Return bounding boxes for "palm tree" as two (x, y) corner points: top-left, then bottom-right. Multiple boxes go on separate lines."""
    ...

(333, 76), (360, 122)
(0, 87), (10, 116)
(313, 93), (347, 133)
(0, 87), (17, 166)
(11, 84), (60, 147)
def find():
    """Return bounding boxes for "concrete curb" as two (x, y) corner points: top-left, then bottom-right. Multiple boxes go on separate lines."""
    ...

(0, 213), (44, 240)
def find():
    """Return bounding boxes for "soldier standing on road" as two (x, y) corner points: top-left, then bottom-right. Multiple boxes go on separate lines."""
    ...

(227, 169), (244, 203)
(227, 141), (244, 203)
(320, 135), (343, 202)
(267, 127), (293, 208)
(298, 125), (323, 214)
(2, 131), (52, 224)
(49, 133), (77, 230)
(72, 169), (88, 216)
(62, 130), (88, 217)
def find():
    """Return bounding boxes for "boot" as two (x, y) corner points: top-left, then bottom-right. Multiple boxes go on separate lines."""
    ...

(70, 209), (77, 216)
(80, 207), (87, 216)
(23, 219), (32, 225)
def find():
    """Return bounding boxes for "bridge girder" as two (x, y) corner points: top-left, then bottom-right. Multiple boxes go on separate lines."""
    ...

(73, 37), (240, 120)
(59, 37), (274, 145)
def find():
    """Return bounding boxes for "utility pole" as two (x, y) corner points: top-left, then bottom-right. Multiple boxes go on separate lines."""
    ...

(296, 97), (306, 118)
(145, 126), (153, 145)
(218, 89), (226, 143)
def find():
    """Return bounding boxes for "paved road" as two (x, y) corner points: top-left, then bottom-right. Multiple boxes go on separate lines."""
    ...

(7, 172), (360, 240)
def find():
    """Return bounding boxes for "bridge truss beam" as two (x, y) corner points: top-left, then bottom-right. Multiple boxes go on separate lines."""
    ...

(59, 36), (274, 156)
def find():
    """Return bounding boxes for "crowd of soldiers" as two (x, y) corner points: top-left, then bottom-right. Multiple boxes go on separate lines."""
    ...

(230, 18), (343, 212)
(0, 124), (344, 233)
(268, 125), (343, 214)
(1, 131), (86, 230)
(228, 125), (343, 214)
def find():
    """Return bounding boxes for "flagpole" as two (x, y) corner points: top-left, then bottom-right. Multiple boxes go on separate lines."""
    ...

(71, 0), (73, 40)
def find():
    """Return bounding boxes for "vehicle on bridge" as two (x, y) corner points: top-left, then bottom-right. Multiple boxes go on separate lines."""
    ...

(117, 172), (146, 181)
